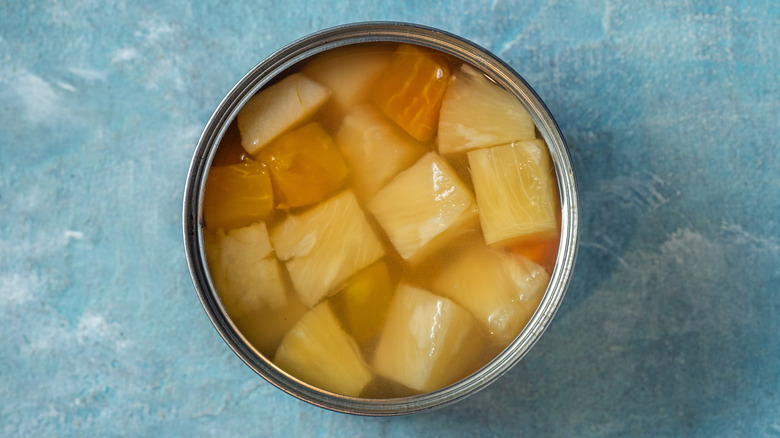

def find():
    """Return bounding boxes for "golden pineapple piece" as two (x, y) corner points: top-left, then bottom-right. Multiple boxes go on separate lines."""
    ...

(232, 291), (310, 359)
(274, 302), (373, 397)
(237, 73), (331, 155)
(468, 140), (558, 246)
(270, 190), (385, 308)
(432, 244), (550, 342)
(335, 104), (428, 201)
(203, 156), (274, 231)
(208, 222), (287, 318)
(371, 44), (451, 142)
(257, 122), (349, 209)
(303, 45), (391, 129)
(329, 260), (395, 345)
(438, 64), (536, 154)
(372, 284), (482, 392)
(367, 152), (478, 264)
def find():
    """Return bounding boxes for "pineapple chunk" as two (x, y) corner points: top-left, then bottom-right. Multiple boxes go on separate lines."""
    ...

(274, 302), (373, 397)
(303, 45), (391, 129)
(335, 104), (428, 201)
(232, 291), (310, 358)
(257, 122), (349, 209)
(432, 244), (550, 342)
(468, 140), (558, 246)
(208, 222), (287, 318)
(373, 284), (482, 392)
(371, 44), (451, 142)
(203, 156), (274, 231)
(329, 260), (395, 344)
(438, 64), (536, 154)
(270, 190), (385, 308)
(367, 152), (478, 264)
(237, 73), (331, 155)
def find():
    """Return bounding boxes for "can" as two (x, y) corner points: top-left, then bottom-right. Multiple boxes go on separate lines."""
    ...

(183, 22), (579, 416)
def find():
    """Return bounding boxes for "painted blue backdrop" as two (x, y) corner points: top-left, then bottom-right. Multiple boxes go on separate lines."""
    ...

(1, 1), (778, 436)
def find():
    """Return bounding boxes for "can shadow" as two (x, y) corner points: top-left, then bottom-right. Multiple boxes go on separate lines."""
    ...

(555, 128), (641, 319)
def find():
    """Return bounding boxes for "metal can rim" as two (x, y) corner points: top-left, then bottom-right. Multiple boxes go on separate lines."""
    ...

(183, 21), (580, 416)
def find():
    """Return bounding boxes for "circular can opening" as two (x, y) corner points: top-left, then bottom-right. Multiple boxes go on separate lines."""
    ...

(183, 22), (579, 416)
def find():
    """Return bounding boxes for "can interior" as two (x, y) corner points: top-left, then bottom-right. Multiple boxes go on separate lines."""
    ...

(183, 21), (579, 416)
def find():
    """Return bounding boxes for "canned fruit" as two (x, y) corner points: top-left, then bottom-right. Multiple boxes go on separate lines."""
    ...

(372, 284), (482, 393)
(203, 156), (274, 230)
(269, 190), (385, 308)
(257, 122), (348, 209)
(206, 222), (286, 318)
(335, 104), (427, 202)
(238, 73), (331, 154)
(371, 44), (450, 142)
(438, 64), (536, 154)
(367, 152), (479, 265)
(303, 45), (391, 130)
(274, 302), (373, 397)
(432, 243), (549, 342)
(201, 41), (562, 398)
(468, 140), (559, 246)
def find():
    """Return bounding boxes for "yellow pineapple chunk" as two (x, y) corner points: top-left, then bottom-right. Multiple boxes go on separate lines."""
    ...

(303, 45), (391, 129)
(274, 302), (373, 397)
(329, 260), (395, 344)
(270, 190), (385, 308)
(335, 104), (427, 201)
(468, 140), (558, 246)
(373, 284), (482, 392)
(367, 152), (478, 264)
(432, 244), (549, 342)
(438, 64), (536, 154)
(237, 73), (331, 155)
(208, 222), (287, 318)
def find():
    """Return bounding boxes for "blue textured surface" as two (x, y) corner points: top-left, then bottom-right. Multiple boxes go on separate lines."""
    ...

(1, 1), (778, 436)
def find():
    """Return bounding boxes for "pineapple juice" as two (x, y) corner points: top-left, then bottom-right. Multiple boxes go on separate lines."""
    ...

(202, 42), (560, 399)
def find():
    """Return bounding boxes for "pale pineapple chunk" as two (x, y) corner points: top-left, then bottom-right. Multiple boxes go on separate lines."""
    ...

(432, 244), (550, 342)
(274, 302), (373, 397)
(438, 64), (536, 154)
(336, 104), (427, 201)
(270, 190), (385, 308)
(373, 284), (482, 392)
(367, 152), (478, 264)
(303, 46), (391, 128)
(468, 140), (558, 246)
(237, 73), (331, 155)
(208, 222), (287, 318)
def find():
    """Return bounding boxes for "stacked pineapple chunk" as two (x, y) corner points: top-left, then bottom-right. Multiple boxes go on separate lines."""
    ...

(201, 42), (560, 398)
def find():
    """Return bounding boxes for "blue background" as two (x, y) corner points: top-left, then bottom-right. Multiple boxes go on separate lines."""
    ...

(1, 1), (778, 436)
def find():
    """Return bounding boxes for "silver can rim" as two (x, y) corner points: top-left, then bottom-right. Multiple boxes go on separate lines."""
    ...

(183, 21), (579, 416)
